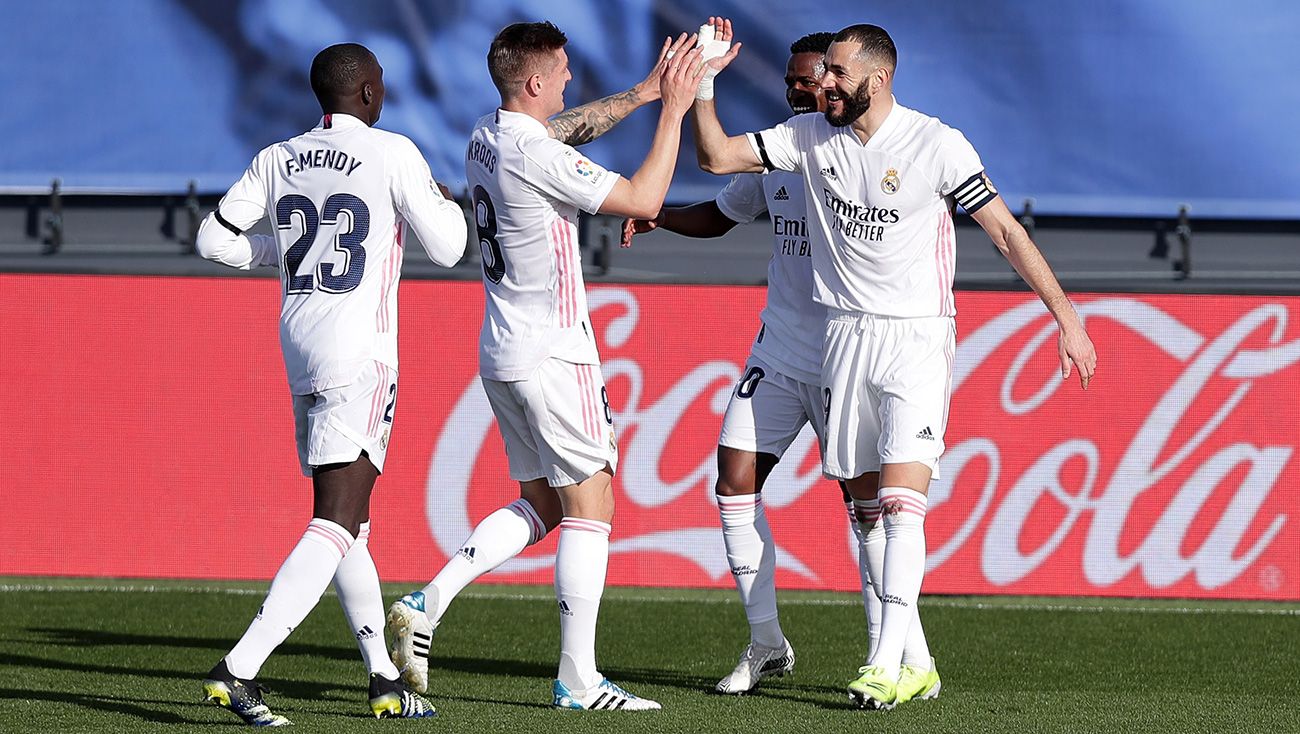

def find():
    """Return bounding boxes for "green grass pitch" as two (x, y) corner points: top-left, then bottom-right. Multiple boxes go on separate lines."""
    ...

(1, 579), (1296, 733)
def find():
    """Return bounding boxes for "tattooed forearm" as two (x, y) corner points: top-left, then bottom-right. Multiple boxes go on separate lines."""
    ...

(548, 88), (644, 146)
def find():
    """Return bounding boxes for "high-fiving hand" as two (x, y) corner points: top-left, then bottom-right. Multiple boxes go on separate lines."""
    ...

(659, 33), (708, 117)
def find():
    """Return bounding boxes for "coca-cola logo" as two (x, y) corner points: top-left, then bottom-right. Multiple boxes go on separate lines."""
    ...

(425, 291), (1297, 596)
(935, 298), (1295, 590)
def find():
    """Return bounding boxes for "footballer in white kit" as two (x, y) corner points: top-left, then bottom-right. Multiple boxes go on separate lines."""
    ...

(201, 109), (466, 475)
(691, 19), (1096, 710)
(386, 22), (707, 712)
(470, 106), (621, 486)
(625, 31), (912, 695)
(195, 43), (464, 725)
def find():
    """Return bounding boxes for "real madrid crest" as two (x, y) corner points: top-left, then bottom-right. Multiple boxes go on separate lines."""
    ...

(881, 168), (900, 195)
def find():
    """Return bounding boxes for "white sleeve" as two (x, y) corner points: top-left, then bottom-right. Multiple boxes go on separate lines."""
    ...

(745, 117), (802, 173)
(389, 137), (468, 267)
(714, 173), (768, 224)
(935, 127), (996, 214)
(196, 153), (276, 269)
(524, 138), (619, 214)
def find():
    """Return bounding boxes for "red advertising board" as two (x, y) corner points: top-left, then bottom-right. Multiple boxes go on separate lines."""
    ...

(1, 274), (1295, 599)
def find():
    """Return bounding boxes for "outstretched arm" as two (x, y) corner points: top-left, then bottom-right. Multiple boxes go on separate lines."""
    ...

(621, 200), (738, 246)
(547, 37), (672, 146)
(972, 197), (1096, 389)
(690, 17), (762, 175)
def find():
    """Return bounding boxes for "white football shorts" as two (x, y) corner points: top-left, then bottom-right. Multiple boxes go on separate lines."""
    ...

(718, 353), (826, 458)
(821, 311), (954, 481)
(481, 357), (618, 488)
(292, 360), (398, 476)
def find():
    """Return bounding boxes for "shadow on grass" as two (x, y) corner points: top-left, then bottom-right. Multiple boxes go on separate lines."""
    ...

(0, 651), (344, 702)
(0, 687), (217, 725)
(430, 655), (716, 694)
(26, 626), (354, 661)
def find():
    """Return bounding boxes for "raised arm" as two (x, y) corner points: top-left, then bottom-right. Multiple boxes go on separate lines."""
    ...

(972, 197), (1096, 389)
(691, 17), (762, 175)
(547, 37), (672, 146)
(597, 34), (706, 220)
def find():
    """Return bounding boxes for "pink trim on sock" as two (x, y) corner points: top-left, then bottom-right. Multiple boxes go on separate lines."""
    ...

(879, 491), (928, 519)
(356, 522), (371, 543)
(508, 499), (546, 545)
(559, 517), (612, 536)
(305, 522), (351, 556)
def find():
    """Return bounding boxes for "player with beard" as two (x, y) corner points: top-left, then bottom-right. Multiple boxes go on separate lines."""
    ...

(689, 19), (1097, 709)
(622, 31), (932, 695)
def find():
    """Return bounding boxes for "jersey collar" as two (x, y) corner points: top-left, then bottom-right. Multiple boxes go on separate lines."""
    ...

(315, 113), (367, 131)
(495, 108), (549, 136)
(842, 95), (900, 149)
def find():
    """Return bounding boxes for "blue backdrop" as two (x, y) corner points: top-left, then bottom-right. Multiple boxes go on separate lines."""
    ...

(1, 0), (1296, 217)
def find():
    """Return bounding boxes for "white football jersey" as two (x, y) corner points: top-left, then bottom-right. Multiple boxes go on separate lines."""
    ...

(748, 101), (997, 317)
(715, 170), (824, 385)
(198, 113), (467, 394)
(466, 109), (619, 381)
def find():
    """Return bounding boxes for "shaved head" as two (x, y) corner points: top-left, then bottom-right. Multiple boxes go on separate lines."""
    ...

(310, 43), (379, 107)
(309, 43), (385, 125)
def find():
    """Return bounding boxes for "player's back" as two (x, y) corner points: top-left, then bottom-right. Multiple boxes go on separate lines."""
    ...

(258, 114), (412, 393)
(466, 109), (619, 381)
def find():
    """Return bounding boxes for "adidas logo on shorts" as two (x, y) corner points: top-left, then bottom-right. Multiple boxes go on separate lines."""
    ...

(915, 426), (935, 440)
(773, 186), (790, 201)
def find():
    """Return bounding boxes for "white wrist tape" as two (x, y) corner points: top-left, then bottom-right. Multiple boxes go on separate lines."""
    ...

(695, 23), (731, 101)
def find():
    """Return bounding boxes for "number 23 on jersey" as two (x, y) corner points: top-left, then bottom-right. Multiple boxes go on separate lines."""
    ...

(276, 193), (371, 295)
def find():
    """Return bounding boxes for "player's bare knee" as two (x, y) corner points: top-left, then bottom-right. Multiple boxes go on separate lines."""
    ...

(844, 472), (881, 501)
(715, 447), (758, 497)
(521, 483), (564, 533)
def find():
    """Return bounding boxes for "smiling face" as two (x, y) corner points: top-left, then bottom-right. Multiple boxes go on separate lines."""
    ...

(785, 51), (827, 115)
(819, 40), (878, 127)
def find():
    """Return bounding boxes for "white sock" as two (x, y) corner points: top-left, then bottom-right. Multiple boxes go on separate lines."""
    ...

(903, 608), (934, 669)
(718, 494), (783, 648)
(849, 499), (884, 658)
(226, 518), (353, 679)
(333, 521), (401, 679)
(422, 499), (545, 624)
(867, 487), (928, 677)
(555, 517), (611, 693)
(856, 498), (931, 667)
